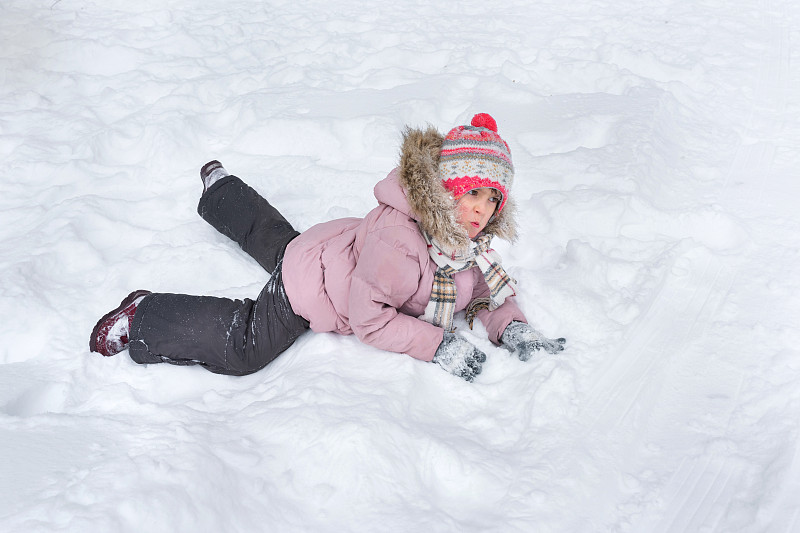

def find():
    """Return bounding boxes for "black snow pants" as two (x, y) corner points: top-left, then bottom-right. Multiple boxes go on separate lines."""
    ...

(128, 175), (309, 376)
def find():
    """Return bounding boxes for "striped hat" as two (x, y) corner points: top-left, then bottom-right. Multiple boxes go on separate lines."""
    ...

(438, 113), (514, 213)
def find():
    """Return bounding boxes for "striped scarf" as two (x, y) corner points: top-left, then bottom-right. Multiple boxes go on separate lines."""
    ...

(421, 232), (517, 332)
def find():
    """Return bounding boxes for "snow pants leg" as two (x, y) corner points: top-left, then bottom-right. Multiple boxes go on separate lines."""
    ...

(127, 175), (308, 376)
(197, 174), (300, 273)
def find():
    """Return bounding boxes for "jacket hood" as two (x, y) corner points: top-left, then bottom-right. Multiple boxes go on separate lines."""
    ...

(397, 125), (518, 255)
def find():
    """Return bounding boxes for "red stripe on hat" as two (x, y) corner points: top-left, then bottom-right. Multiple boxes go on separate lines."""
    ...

(439, 147), (513, 166)
(442, 175), (508, 212)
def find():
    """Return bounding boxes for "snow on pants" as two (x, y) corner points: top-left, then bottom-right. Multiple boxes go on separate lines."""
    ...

(128, 175), (309, 376)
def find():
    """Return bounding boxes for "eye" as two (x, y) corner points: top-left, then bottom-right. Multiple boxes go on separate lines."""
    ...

(468, 189), (479, 195)
(489, 196), (500, 203)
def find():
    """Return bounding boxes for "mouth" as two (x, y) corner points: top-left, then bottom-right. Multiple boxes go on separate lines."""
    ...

(470, 221), (481, 228)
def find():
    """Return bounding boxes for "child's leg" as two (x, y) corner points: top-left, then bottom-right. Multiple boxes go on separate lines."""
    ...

(127, 264), (307, 376)
(197, 175), (299, 274)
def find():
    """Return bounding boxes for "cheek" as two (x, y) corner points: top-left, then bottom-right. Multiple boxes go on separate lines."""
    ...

(455, 199), (470, 220)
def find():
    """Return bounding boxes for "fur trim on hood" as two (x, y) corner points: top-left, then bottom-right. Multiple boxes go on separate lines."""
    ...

(398, 126), (518, 255)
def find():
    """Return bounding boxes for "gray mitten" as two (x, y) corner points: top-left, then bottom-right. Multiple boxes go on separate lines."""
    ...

(501, 321), (566, 361)
(432, 332), (487, 382)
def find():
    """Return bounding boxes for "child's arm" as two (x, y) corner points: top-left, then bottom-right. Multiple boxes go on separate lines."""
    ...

(471, 271), (567, 359)
(470, 270), (528, 344)
(348, 227), (444, 362)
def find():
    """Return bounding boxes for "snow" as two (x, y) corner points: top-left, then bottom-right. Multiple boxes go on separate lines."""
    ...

(1, 0), (799, 531)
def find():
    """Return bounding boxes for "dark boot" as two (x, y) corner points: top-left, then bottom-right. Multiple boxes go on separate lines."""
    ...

(200, 160), (228, 193)
(89, 290), (152, 356)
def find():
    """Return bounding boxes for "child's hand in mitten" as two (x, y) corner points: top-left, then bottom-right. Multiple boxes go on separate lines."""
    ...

(432, 332), (486, 382)
(501, 321), (566, 361)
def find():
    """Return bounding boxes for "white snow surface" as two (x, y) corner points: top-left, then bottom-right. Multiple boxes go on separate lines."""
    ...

(2, 0), (799, 531)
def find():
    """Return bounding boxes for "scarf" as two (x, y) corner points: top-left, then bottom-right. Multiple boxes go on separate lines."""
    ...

(421, 232), (517, 332)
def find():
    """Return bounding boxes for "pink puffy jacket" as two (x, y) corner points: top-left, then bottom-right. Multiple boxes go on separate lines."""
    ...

(281, 128), (527, 362)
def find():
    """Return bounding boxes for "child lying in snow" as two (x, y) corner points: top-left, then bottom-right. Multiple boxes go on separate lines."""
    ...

(89, 113), (565, 381)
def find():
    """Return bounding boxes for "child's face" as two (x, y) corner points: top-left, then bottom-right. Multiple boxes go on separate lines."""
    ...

(456, 187), (501, 239)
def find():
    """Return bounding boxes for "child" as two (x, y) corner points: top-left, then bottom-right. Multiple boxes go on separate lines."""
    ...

(89, 113), (565, 381)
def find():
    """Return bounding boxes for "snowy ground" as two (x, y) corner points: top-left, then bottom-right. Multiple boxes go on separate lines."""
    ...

(2, 0), (799, 531)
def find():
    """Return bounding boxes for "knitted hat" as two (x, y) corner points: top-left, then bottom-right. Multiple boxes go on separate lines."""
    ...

(438, 113), (514, 213)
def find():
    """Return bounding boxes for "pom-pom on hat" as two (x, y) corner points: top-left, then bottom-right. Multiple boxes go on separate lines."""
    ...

(438, 113), (514, 213)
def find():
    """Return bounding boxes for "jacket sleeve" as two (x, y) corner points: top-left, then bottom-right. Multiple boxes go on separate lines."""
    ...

(471, 269), (528, 345)
(348, 227), (444, 362)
